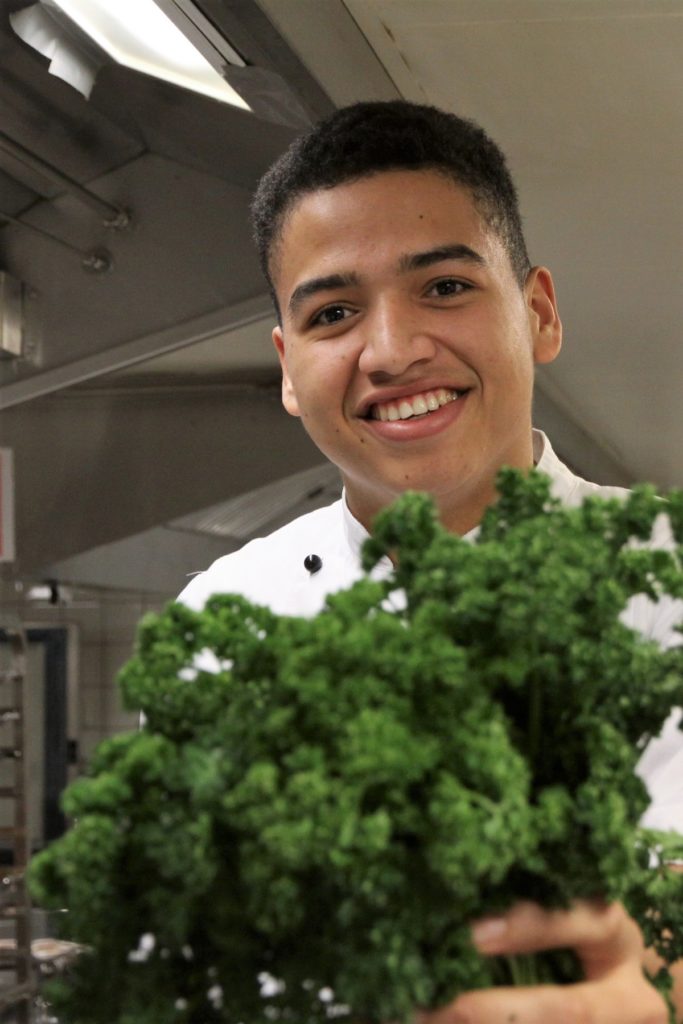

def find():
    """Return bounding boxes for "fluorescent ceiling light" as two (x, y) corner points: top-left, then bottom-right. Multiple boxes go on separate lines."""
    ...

(48, 0), (250, 109)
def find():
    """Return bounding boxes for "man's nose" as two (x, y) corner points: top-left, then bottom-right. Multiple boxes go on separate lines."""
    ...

(357, 298), (437, 377)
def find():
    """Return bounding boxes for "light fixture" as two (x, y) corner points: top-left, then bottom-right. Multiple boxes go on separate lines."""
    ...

(26, 582), (59, 603)
(12, 0), (250, 110)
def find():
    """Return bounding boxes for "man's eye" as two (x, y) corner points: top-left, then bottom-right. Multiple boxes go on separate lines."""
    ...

(312, 305), (352, 326)
(428, 278), (468, 297)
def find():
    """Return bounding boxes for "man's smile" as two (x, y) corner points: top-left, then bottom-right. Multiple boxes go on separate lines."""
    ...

(356, 385), (471, 444)
(367, 387), (465, 422)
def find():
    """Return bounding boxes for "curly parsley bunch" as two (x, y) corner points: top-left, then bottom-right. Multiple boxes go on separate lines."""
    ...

(30, 471), (683, 1023)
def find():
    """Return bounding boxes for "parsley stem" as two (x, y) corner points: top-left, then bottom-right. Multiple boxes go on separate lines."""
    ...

(505, 954), (539, 987)
(528, 674), (541, 764)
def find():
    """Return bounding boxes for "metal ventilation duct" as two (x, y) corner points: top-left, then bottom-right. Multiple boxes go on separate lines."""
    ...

(170, 462), (342, 543)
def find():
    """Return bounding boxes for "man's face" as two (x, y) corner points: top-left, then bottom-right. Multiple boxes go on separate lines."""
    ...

(272, 170), (561, 534)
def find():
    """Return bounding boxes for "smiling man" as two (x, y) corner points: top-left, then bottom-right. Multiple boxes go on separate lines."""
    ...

(179, 101), (683, 1022)
(269, 169), (560, 539)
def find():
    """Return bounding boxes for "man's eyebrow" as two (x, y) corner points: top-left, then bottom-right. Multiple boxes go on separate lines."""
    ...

(398, 244), (487, 272)
(286, 245), (485, 318)
(288, 272), (360, 319)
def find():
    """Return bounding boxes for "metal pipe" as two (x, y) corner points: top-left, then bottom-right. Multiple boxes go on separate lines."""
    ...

(0, 130), (129, 227)
(0, 209), (112, 271)
(0, 208), (86, 257)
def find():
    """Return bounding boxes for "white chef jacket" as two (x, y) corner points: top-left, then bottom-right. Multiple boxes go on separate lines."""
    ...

(178, 430), (683, 834)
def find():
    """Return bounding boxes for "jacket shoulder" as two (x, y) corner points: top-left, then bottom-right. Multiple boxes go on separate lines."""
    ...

(177, 501), (344, 611)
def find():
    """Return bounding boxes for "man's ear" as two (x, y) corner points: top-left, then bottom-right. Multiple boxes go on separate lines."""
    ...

(526, 266), (562, 365)
(272, 326), (301, 417)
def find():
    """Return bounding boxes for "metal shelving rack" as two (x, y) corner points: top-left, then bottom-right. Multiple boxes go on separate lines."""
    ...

(0, 628), (34, 1021)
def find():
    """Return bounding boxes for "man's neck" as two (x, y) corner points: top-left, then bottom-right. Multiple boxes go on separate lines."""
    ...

(344, 438), (538, 538)
(346, 478), (508, 539)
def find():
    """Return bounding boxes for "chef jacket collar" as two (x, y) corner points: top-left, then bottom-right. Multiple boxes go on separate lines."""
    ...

(339, 429), (559, 562)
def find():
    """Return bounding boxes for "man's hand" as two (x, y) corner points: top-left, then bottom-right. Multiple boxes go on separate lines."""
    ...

(417, 901), (669, 1024)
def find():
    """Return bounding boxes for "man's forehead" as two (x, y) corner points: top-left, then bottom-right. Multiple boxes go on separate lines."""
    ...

(282, 166), (475, 221)
(270, 168), (487, 292)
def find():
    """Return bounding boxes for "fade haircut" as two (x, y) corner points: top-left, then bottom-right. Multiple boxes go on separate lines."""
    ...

(251, 100), (532, 322)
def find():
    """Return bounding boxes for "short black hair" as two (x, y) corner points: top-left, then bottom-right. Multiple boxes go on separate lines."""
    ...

(251, 100), (531, 320)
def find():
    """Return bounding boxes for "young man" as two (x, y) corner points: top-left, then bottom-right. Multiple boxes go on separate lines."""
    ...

(180, 102), (682, 1022)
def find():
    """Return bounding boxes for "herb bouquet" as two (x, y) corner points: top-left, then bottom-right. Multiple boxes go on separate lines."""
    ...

(30, 471), (683, 1024)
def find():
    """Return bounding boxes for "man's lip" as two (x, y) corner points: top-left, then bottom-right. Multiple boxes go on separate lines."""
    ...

(356, 383), (471, 419)
(359, 388), (469, 441)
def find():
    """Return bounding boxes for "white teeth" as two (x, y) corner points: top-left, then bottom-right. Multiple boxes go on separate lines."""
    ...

(370, 388), (459, 421)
